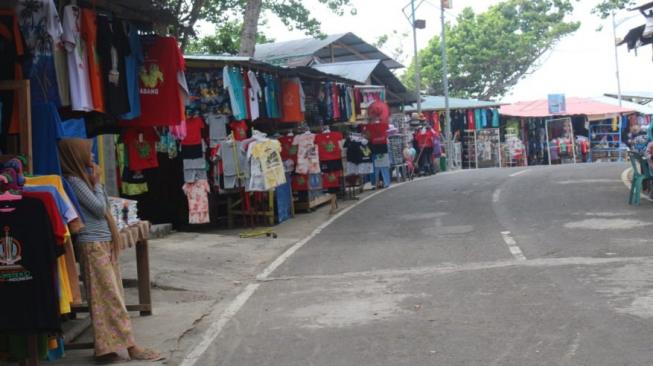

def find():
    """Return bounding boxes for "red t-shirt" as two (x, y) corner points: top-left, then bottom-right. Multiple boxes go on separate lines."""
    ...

(278, 135), (298, 162)
(322, 171), (342, 188)
(315, 132), (343, 161)
(415, 128), (436, 149)
(362, 123), (388, 145)
(129, 36), (184, 126)
(23, 192), (66, 245)
(182, 117), (205, 146)
(229, 120), (248, 141)
(292, 174), (309, 191)
(281, 79), (304, 123)
(124, 127), (159, 171)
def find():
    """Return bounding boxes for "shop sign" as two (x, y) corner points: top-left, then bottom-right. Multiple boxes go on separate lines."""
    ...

(548, 94), (566, 114)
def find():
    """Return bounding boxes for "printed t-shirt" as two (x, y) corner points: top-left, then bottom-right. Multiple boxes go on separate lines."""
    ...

(293, 133), (320, 174)
(123, 127), (159, 171)
(322, 170), (342, 189)
(96, 16), (130, 116)
(281, 78), (305, 122)
(315, 132), (343, 161)
(16, 0), (63, 106)
(121, 23), (144, 120)
(182, 180), (210, 224)
(62, 5), (93, 112)
(229, 120), (248, 141)
(247, 70), (262, 121)
(249, 140), (286, 191)
(182, 117), (205, 146)
(130, 36), (184, 126)
(0, 197), (60, 332)
(81, 8), (105, 112)
(278, 135), (297, 162)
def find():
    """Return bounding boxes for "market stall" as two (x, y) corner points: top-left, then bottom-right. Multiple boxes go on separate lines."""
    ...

(500, 97), (635, 166)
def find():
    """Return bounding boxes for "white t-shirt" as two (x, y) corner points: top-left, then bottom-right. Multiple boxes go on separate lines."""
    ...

(62, 5), (93, 112)
(247, 70), (262, 121)
(206, 113), (229, 147)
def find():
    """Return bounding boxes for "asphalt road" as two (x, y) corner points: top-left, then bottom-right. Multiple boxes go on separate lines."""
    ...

(190, 162), (653, 366)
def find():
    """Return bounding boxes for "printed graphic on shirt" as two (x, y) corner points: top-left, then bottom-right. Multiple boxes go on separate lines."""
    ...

(140, 64), (164, 91)
(0, 226), (32, 282)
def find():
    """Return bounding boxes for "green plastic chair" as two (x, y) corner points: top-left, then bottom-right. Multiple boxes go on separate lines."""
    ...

(628, 151), (653, 205)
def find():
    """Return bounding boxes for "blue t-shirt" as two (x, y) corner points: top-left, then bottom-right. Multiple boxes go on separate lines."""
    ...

(224, 66), (247, 120)
(121, 24), (144, 120)
(32, 102), (63, 175)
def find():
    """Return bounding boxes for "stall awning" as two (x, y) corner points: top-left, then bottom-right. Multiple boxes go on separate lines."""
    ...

(499, 97), (635, 118)
(404, 95), (503, 113)
(591, 96), (653, 115)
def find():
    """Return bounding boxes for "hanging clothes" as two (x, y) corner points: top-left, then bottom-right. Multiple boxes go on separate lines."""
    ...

(182, 179), (210, 224)
(223, 66), (247, 120)
(281, 77), (305, 122)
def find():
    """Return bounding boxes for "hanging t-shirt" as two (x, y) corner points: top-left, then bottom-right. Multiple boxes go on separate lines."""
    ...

(81, 8), (105, 112)
(120, 22), (144, 120)
(0, 197), (60, 332)
(293, 133), (320, 174)
(96, 15), (130, 116)
(247, 70), (262, 121)
(223, 66), (247, 120)
(229, 120), (248, 141)
(281, 78), (305, 123)
(16, 0), (63, 107)
(249, 140), (286, 191)
(62, 5), (93, 112)
(123, 127), (159, 171)
(322, 170), (342, 189)
(32, 103), (63, 175)
(0, 9), (25, 136)
(182, 179), (210, 224)
(315, 132), (343, 161)
(278, 135), (298, 162)
(206, 113), (228, 147)
(129, 36), (184, 126)
(362, 122), (389, 146)
(182, 116), (205, 146)
(264, 74), (281, 118)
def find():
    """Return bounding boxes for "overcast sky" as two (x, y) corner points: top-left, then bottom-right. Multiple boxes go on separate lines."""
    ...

(203, 0), (653, 103)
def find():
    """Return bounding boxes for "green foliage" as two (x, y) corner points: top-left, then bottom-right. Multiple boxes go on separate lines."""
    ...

(164, 0), (355, 50)
(402, 0), (580, 100)
(185, 20), (274, 55)
(592, 0), (637, 19)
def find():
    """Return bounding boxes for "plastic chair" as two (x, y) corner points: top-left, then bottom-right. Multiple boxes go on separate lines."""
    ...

(628, 151), (653, 205)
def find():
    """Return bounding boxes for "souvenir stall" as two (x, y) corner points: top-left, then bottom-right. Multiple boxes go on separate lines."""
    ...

(500, 97), (635, 166)
(0, 0), (175, 363)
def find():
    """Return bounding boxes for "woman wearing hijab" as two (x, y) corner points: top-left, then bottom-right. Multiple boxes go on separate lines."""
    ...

(58, 138), (162, 363)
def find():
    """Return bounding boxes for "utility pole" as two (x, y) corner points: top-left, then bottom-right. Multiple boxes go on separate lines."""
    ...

(440, 1), (452, 169)
(411, 0), (422, 113)
(611, 12), (623, 107)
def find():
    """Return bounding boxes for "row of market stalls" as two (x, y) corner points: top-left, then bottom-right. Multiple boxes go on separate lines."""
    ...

(0, 0), (421, 363)
(404, 95), (653, 169)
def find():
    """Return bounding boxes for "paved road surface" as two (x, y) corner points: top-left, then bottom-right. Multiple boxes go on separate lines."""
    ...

(189, 163), (653, 366)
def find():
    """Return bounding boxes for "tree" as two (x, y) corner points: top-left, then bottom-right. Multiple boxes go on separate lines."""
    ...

(163, 0), (355, 53)
(402, 0), (580, 100)
(186, 20), (274, 55)
(592, 0), (636, 19)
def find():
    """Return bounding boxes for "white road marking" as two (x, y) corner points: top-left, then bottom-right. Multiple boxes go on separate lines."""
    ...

(179, 176), (422, 365)
(509, 169), (530, 177)
(492, 189), (501, 203)
(179, 283), (260, 366)
(501, 231), (526, 261)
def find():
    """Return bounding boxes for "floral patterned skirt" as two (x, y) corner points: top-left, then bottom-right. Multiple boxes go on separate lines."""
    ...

(79, 242), (136, 356)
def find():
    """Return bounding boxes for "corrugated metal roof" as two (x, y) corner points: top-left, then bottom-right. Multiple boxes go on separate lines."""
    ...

(604, 92), (653, 105)
(591, 96), (653, 115)
(499, 97), (635, 118)
(312, 60), (381, 83)
(255, 33), (403, 69)
(404, 95), (503, 112)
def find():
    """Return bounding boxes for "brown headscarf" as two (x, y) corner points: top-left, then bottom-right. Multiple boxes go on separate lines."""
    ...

(58, 138), (123, 262)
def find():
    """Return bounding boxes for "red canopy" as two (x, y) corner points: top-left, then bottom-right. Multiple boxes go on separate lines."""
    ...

(500, 97), (635, 118)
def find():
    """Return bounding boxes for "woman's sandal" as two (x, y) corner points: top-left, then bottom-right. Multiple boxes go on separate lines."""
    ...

(128, 346), (165, 362)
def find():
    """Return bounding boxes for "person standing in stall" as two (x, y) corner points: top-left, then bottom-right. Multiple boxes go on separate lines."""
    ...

(58, 138), (162, 363)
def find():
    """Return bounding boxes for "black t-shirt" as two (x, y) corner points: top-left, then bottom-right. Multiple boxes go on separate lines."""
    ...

(344, 139), (362, 163)
(0, 197), (60, 333)
(97, 16), (131, 116)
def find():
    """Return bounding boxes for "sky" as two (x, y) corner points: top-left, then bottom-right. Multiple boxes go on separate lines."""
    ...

(201, 0), (653, 103)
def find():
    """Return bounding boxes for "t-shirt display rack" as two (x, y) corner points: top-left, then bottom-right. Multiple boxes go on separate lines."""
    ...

(462, 129), (502, 169)
(462, 130), (478, 169)
(587, 119), (624, 163)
